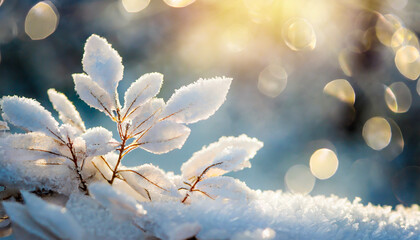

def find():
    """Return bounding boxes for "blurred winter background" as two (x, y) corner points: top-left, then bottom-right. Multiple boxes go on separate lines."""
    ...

(0, 0), (419, 211)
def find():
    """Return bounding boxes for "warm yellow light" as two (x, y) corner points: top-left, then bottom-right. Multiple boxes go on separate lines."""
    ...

(25, 1), (59, 40)
(323, 79), (355, 105)
(362, 117), (392, 151)
(222, 25), (250, 53)
(258, 64), (288, 98)
(282, 18), (316, 51)
(309, 148), (338, 180)
(122, 0), (150, 13)
(338, 49), (353, 77)
(375, 14), (402, 47)
(163, 0), (195, 8)
(395, 46), (420, 80)
(385, 82), (412, 113)
(391, 28), (419, 52)
(284, 165), (315, 194)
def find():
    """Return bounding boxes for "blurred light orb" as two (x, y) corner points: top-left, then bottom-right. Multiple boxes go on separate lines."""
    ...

(375, 14), (402, 47)
(392, 167), (420, 204)
(382, 119), (405, 160)
(122, 0), (150, 13)
(309, 148), (339, 180)
(25, 1), (59, 40)
(395, 46), (420, 80)
(257, 64), (288, 98)
(385, 82), (412, 113)
(391, 28), (419, 52)
(285, 165), (315, 194)
(417, 78), (420, 96)
(323, 79), (355, 105)
(338, 49), (353, 76)
(0, 0), (3, 7)
(163, 0), (195, 8)
(282, 18), (316, 51)
(362, 117), (392, 150)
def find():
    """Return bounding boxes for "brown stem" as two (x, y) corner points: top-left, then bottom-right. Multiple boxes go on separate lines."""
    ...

(109, 120), (129, 184)
(66, 136), (89, 195)
(181, 162), (223, 204)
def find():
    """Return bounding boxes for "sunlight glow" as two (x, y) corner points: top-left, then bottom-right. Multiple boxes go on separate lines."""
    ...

(385, 82), (412, 113)
(323, 79), (355, 105)
(258, 64), (288, 98)
(309, 148), (339, 180)
(25, 1), (59, 40)
(163, 0), (195, 8)
(122, 0), (150, 13)
(395, 46), (420, 80)
(285, 165), (315, 194)
(282, 18), (316, 51)
(375, 14), (402, 47)
(362, 117), (392, 151)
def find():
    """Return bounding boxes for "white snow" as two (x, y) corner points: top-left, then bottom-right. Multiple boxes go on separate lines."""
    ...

(0, 120), (8, 131)
(122, 72), (163, 117)
(73, 73), (116, 116)
(161, 77), (232, 124)
(82, 34), (123, 107)
(139, 120), (191, 154)
(3, 191), (84, 240)
(181, 134), (263, 180)
(47, 89), (86, 133)
(81, 127), (116, 156)
(0, 96), (60, 139)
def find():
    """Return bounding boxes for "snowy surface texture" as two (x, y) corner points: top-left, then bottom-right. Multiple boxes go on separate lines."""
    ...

(62, 190), (420, 240)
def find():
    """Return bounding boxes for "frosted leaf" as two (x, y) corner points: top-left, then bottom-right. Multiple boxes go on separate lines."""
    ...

(119, 164), (179, 199)
(2, 201), (57, 239)
(0, 120), (9, 131)
(0, 96), (60, 139)
(91, 152), (119, 181)
(82, 34), (123, 106)
(194, 176), (256, 201)
(73, 73), (115, 116)
(59, 123), (80, 140)
(20, 191), (85, 240)
(112, 178), (150, 202)
(160, 77), (232, 124)
(47, 89), (86, 132)
(81, 127), (116, 156)
(0, 132), (69, 162)
(122, 73), (163, 117)
(139, 120), (190, 154)
(127, 98), (165, 137)
(89, 183), (146, 220)
(181, 135), (263, 180)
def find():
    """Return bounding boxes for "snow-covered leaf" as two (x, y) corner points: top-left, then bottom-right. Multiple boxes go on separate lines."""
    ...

(138, 120), (190, 154)
(21, 191), (85, 240)
(160, 77), (232, 124)
(127, 98), (165, 137)
(119, 164), (179, 199)
(73, 73), (115, 117)
(81, 127), (116, 156)
(0, 120), (9, 131)
(89, 183), (146, 220)
(0, 132), (69, 162)
(0, 96), (60, 139)
(3, 192), (84, 240)
(122, 73), (163, 117)
(91, 152), (117, 181)
(59, 123), (80, 140)
(181, 135), (263, 180)
(194, 176), (256, 201)
(112, 178), (150, 202)
(2, 201), (56, 239)
(47, 89), (86, 132)
(82, 34), (123, 106)
(232, 228), (276, 240)
(166, 222), (201, 240)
